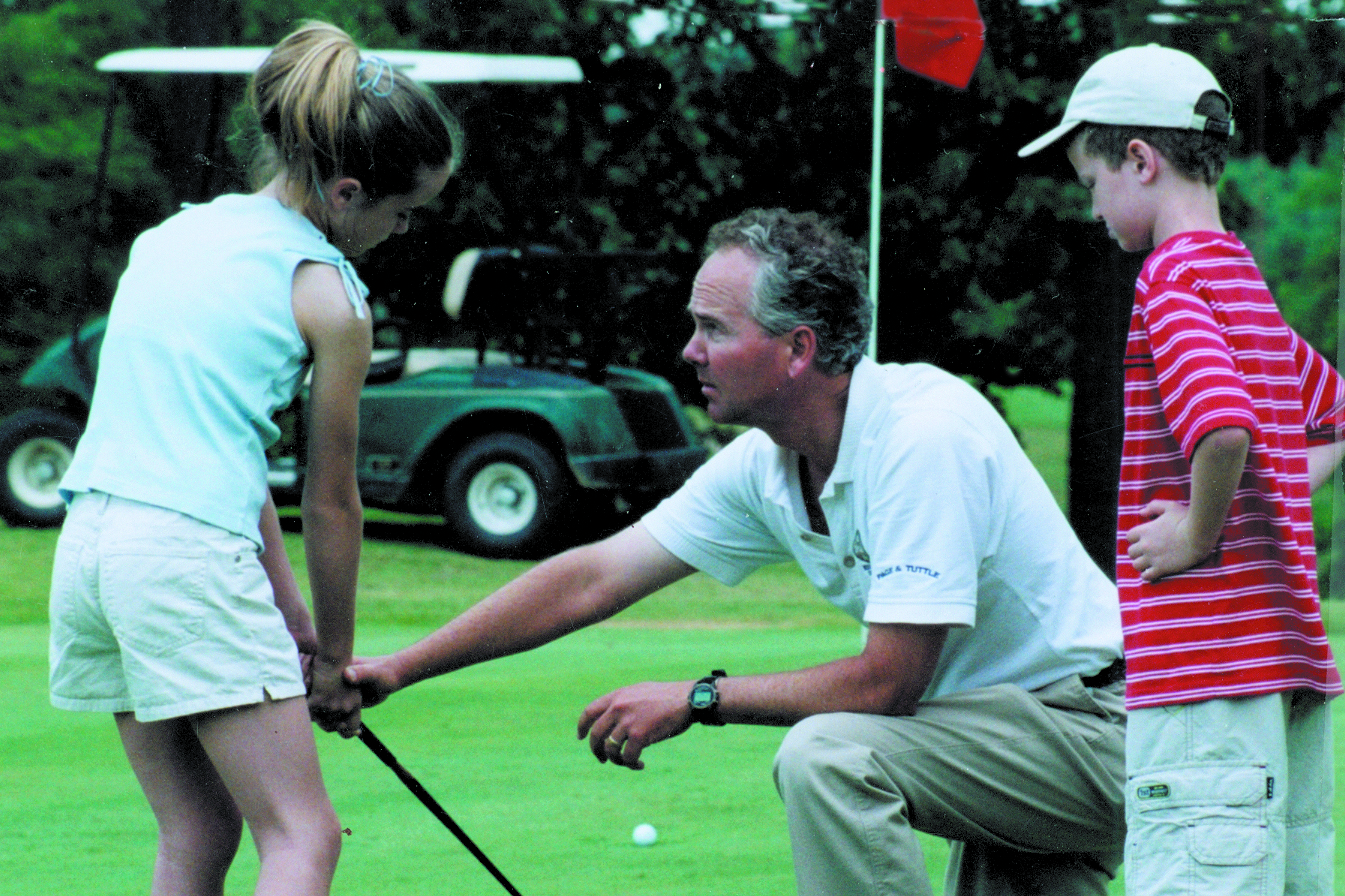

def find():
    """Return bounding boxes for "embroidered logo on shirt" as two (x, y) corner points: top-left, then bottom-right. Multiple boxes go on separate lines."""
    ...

(873, 564), (942, 581)
(1136, 784), (1170, 800)
(848, 531), (872, 573)
(851, 531), (870, 565)
(853, 533), (942, 582)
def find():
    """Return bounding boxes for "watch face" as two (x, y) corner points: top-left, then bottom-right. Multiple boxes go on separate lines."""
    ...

(689, 683), (716, 709)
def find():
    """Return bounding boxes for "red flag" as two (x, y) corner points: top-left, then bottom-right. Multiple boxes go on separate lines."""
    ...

(880, 0), (985, 90)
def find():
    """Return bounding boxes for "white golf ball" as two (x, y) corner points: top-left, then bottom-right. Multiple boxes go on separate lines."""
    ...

(632, 822), (658, 846)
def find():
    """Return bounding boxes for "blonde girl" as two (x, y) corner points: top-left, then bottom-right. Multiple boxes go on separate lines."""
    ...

(48, 21), (460, 896)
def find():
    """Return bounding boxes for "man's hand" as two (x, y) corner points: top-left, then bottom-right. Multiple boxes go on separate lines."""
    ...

(1126, 499), (1206, 582)
(344, 655), (402, 708)
(308, 656), (363, 737)
(576, 681), (696, 771)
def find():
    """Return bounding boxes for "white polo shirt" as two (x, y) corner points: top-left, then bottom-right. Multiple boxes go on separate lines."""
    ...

(642, 358), (1121, 698)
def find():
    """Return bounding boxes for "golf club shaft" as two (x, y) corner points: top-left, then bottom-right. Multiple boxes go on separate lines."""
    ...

(359, 725), (524, 896)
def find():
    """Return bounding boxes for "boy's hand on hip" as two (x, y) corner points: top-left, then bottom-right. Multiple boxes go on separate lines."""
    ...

(1127, 500), (1204, 582)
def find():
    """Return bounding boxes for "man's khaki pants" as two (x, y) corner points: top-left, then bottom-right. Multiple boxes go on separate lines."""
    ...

(773, 675), (1126, 896)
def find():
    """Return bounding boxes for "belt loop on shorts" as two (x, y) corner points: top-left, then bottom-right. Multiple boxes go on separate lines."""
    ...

(1081, 658), (1126, 689)
(70, 489), (111, 521)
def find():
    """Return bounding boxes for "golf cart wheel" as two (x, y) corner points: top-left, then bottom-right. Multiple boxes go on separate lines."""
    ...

(442, 432), (569, 558)
(0, 408), (82, 528)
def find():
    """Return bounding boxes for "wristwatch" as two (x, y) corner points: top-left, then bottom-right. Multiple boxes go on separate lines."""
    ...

(688, 669), (727, 726)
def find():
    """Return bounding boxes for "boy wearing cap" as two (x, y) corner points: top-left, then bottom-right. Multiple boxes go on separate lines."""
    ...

(1019, 45), (1344, 895)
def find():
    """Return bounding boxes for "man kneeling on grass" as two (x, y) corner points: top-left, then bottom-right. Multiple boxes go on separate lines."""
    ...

(347, 208), (1126, 896)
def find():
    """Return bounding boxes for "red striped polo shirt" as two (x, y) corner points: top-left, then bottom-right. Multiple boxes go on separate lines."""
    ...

(1118, 231), (1344, 710)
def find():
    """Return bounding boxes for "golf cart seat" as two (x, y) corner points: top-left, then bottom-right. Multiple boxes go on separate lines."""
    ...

(364, 349), (407, 385)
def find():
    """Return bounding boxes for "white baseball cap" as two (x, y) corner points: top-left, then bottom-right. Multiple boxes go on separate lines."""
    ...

(1018, 44), (1233, 157)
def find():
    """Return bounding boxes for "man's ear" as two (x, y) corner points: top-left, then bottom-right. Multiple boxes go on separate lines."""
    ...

(327, 177), (365, 210)
(786, 326), (818, 377)
(1126, 139), (1159, 184)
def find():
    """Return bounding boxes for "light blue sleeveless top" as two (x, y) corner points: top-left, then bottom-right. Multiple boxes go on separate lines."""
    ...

(60, 193), (368, 545)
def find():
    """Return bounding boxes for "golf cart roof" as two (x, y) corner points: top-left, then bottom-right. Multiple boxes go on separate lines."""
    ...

(96, 47), (584, 84)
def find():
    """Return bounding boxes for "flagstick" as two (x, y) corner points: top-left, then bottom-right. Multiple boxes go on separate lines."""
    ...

(868, 16), (887, 360)
(1330, 130), (1345, 620)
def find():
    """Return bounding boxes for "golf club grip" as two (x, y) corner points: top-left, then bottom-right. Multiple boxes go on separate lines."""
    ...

(359, 725), (524, 896)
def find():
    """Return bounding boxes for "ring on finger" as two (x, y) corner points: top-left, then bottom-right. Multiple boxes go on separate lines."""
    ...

(605, 736), (624, 749)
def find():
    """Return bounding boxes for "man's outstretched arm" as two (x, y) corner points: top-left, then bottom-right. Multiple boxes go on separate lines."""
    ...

(346, 523), (695, 703)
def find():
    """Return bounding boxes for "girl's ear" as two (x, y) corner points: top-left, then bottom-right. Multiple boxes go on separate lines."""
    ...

(327, 177), (365, 210)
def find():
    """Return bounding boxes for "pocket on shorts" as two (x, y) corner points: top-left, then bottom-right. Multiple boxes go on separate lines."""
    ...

(1127, 762), (1270, 891)
(49, 533), (93, 641)
(102, 546), (210, 658)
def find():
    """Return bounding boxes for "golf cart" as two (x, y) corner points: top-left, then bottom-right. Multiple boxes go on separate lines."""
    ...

(0, 46), (707, 557)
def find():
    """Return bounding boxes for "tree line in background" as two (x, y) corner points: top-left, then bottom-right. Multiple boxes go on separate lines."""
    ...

(0, 0), (1341, 569)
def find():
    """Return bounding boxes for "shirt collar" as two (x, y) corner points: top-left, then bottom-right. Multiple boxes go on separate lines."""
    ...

(760, 356), (880, 506)
(828, 356), (882, 487)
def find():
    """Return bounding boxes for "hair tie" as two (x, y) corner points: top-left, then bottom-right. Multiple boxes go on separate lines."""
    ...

(357, 56), (395, 98)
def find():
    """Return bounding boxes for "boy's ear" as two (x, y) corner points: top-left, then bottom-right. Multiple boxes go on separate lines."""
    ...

(1126, 139), (1159, 184)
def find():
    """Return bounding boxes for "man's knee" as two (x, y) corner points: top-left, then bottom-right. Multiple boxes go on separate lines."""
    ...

(775, 714), (830, 791)
(774, 713), (885, 802)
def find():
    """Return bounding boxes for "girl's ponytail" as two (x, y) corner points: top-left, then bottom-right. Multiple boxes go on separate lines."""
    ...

(249, 21), (461, 217)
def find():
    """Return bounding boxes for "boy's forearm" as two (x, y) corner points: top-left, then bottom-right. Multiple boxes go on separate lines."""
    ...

(1185, 426), (1250, 555)
(1306, 441), (1345, 492)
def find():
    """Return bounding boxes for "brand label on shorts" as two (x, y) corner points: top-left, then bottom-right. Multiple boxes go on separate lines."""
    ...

(1136, 783), (1170, 800)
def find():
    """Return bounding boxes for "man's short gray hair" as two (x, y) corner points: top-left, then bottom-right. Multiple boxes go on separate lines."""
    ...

(704, 209), (870, 375)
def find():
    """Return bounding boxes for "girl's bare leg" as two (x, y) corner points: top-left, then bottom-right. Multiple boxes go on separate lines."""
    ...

(118, 696), (342, 896)
(194, 696), (342, 896)
(116, 713), (243, 896)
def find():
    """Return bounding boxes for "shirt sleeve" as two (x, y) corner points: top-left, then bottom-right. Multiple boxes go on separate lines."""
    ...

(1291, 328), (1345, 445)
(1140, 280), (1260, 460)
(640, 432), (794, 585)
(859, 409), (989, 628)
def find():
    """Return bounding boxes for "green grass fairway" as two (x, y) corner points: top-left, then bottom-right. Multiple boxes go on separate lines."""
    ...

(990, 380), (1072, 509)
(4, 384), (1342, 894)
(3, 617), (858, 895)
(2, 526), (874, 895)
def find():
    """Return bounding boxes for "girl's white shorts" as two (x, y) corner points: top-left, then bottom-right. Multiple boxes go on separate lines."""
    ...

(49, 491), (307, 722)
